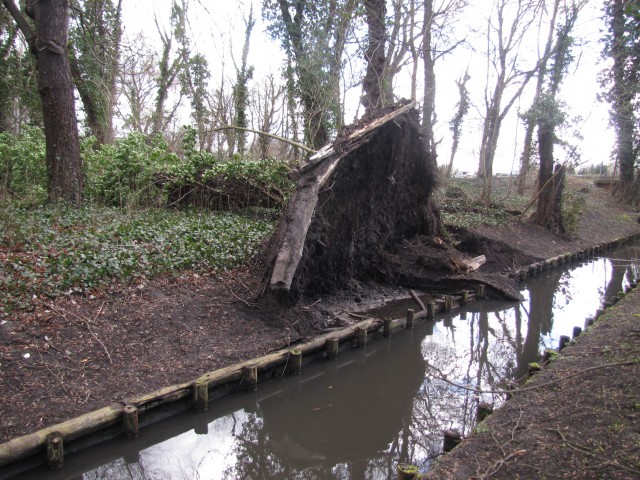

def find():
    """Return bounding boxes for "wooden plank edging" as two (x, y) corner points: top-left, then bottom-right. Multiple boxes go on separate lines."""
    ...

(0, 318), (381, 468)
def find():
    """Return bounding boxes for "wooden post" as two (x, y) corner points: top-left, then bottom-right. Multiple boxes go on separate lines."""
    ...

(356, 326), (367, 348)
(528, 362), (541, 377)
(558, 335), (570, 351)
(443, 429), (462, 452)
(476, 401), (493, 423)
(244, 365), (258, 391)
(326, 338), (339, 360)
(427, 302), (436, 319)
(193, 378), (208, 411)
(289, 349), (302, 374)
(542, 349), (557, 363)
(46, 431), (64, 469)
(444, 295), (453, 312)
(461, 290), (469, 305)
(505, 380), (518, 400)
(397, 463), (421, 479)
(572, 326), (582, 338)
(406, 309), (415, 329)
(476, 284), (485, 299)
(123, 405), (138, 438)
(194, 417), (209, 435)
(383, 318), (392, 338)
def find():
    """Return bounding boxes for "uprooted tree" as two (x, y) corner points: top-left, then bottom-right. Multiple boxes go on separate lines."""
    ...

(260, 103), (520, 306)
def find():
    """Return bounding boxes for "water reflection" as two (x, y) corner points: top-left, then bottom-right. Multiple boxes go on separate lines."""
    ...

(14, 244), (640, 480)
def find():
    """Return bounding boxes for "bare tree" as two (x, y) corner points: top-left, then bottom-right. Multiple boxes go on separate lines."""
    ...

(150, 3), (184, 137)
(117, 37), (158, 134)
(477, 0), (544, 203)
(251, 74), (285, 159)
(446, 70), (470, 178)
(420, 0), (468, 157)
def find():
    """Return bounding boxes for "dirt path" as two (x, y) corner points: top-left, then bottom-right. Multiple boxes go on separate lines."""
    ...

(425, 285), (640, 480)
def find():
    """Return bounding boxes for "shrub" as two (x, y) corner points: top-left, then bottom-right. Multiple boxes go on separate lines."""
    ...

(0, 126), (47, 202)
(84, 132), (179, 207)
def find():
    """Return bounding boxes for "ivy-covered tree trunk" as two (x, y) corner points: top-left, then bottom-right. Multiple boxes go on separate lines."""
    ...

(361, 0), (386, 115)
(532, 120), (565, 234)
(421, 0), (436, 155)
(35, 0), (83, 204)
(69, 0), (123, 145)
(608, 0), (638, 203)
(2, 0), (83, 205)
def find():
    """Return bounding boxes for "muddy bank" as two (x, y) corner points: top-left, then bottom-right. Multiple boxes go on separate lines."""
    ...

(424, 284), (640, 480)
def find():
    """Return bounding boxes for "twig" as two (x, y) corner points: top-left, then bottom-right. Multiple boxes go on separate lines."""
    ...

(35, 341), (70, 395)
(478, 449), (527, 479)
(426, 359), (637, 395)
(48, 303), (112, 364)
(221, 278), (255, 307)
(85, 302), (112, 365)
(301, 299), (321, 311)
(550, 429), (640, 476)
(409, 289), (426, 311)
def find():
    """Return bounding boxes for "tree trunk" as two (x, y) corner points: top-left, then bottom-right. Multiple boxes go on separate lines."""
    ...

(361, 0), (387, 116)
(2, 0), (83, 205)
(35, 0), (83, 205)
(533, 118), (564, 234)
(517, 0), (560, 194)
(421, 0), (436, 155)
(610, 0), (637, 202)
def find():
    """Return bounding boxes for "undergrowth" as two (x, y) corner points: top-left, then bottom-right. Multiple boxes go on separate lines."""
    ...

(0, 203), (275, 314)
(436, 177), (529, 229)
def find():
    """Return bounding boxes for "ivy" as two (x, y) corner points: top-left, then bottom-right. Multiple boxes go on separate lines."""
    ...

(0, 203), (275, 313)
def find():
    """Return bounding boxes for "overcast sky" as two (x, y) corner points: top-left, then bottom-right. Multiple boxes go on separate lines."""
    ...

(122, 1), (613, 174)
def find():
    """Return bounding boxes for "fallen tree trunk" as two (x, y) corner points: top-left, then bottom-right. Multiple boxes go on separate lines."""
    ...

(261, 102), (518, 304)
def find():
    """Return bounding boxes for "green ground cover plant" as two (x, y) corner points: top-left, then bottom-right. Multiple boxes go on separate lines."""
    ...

(0, 203), (275, 313)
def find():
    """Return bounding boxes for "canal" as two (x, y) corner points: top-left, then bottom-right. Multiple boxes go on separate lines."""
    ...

(14, 242), (640, 479)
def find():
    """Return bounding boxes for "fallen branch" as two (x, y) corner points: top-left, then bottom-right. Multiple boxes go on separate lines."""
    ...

(409, 289), (426, 311)
(86, 303), (112, 365)
(49, 303), (112, 365)
(426, 359), (637, 395)
(209, 125), (316, 154)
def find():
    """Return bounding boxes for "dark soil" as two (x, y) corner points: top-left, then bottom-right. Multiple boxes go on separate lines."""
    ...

(1, 175), (639, 480)
(424, 289), (640, 480)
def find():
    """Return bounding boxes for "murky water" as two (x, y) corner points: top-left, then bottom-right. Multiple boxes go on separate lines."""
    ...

(13, 243), (640, 480)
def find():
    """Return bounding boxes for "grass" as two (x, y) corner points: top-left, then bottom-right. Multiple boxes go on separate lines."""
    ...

(0, 202), (276, 313)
